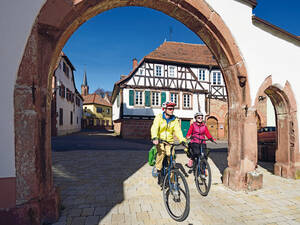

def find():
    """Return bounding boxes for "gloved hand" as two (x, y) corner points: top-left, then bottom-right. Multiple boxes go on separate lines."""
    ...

(209, 138), (216, 143)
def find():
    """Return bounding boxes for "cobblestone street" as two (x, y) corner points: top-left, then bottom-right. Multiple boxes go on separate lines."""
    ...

(51, 131), (300, 225)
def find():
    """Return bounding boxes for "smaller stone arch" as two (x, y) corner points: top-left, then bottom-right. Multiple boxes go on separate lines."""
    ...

(255, 76), (300, 178)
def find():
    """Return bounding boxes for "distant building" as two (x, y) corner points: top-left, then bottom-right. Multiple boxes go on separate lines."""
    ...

(81, 73), (112, 129)
(111, 41), (228, 139)
(51, 52), (83, 136)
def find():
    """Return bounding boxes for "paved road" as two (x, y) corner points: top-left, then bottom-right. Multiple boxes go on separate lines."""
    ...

(51, 130), (300, 225)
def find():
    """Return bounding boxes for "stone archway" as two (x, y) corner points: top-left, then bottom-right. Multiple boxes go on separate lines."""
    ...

(255, 76), (300, 178)
(13, 0), (255, 224)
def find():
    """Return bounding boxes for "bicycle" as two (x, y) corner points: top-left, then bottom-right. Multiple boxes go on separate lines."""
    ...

(187, 136), (216, 196)
(157, 139), (190, 222)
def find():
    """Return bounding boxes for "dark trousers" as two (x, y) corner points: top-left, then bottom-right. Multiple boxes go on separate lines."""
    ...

(189, 143), (207, 160)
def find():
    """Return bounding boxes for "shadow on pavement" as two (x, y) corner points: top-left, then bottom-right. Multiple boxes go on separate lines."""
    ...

(51, 130), (152, 224)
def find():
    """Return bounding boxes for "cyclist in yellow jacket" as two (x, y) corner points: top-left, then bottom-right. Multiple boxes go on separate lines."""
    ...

(151, 101), (186, 184)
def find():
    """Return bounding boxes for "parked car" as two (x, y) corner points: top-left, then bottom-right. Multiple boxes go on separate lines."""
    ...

(257, 126), (276, 162)
(257, 126), (276, 143)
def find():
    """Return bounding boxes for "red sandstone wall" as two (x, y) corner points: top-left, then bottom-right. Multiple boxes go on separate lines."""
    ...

(208, 99), (228, 140)
(121, 119), (152, 139)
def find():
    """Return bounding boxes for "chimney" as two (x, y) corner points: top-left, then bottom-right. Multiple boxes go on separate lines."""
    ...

(104, 93), (110, 102)
(132, 58), (138, 69)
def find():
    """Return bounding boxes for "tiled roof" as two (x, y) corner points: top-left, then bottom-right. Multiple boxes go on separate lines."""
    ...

(144, 41), (218, 66)
(82, 93), (112, 107)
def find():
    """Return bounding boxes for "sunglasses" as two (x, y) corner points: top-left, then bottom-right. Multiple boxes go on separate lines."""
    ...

(196, 116), (203, 119)
(166, 108), (174, 111)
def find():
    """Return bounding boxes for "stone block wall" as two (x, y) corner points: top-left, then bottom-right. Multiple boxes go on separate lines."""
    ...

(120, 119), (152, 139)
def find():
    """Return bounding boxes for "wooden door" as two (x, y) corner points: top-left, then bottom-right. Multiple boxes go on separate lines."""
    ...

(207, 117), (218, 139)
(181, 120), (190, 137)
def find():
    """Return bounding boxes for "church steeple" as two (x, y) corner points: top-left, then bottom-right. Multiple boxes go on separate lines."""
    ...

(81, 71), (89, 96)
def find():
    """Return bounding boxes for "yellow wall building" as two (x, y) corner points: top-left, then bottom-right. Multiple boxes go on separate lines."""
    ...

(82, 93), (112, 129)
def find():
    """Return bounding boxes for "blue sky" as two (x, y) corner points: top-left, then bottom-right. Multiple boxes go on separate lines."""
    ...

(63, 1), (300, 93)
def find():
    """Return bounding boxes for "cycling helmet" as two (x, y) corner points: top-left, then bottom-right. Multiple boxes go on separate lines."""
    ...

(194, 112), (204, 118)
(162, 101), (176, 109)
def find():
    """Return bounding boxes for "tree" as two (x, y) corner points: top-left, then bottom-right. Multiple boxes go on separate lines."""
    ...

(94, 88), (112, 98)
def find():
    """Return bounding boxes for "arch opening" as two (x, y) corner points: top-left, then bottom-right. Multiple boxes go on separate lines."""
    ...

(12, 0), (256, 224)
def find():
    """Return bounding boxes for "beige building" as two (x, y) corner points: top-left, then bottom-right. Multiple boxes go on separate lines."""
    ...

(81, 73), (112, 129)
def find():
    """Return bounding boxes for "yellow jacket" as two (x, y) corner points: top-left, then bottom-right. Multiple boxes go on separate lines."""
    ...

(151, 113), (186, 143)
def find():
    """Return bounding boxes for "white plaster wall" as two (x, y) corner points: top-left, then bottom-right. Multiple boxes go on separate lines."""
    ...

(0, 0), (45, 178)
(267, 97), (276, 126)
(112, 94), (121, 121)
(55, 59), (82, 135)
(206, 0), (300, 129)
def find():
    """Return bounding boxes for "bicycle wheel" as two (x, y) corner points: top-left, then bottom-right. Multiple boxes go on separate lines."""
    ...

(195, 158), (212, 196)
(162, 169), (190, 222)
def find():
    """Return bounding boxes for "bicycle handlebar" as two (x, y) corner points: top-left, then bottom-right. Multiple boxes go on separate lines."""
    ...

(158, 139), (188, 147)
(189, 136), (217, 144)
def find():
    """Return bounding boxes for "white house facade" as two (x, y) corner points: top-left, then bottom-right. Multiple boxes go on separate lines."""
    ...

(51, 53), (83, 136)
(112, 42), (226, 138)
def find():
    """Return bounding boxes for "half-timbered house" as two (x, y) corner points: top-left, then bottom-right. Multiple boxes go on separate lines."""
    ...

(111, 41), (228, 139)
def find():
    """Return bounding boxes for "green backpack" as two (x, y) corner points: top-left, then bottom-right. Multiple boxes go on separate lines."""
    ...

(148, 145), (157, 166)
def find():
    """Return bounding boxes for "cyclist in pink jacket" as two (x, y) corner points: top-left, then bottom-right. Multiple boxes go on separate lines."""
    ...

(186, 112), (214, 168)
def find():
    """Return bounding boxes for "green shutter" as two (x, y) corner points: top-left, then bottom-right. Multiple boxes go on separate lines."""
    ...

(145, 91), (150, 107)
(161, 92), (166, 106)
(129, 90), (134, 106)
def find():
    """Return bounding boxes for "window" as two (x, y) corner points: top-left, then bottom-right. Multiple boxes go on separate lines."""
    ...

(70, 111), (73, 125)
(212, 72), (221, 85)
(135, 91), (143, 105)
(106, 108), (110, 114)
(106, 120), (109, 126)
(152, 92), (160, 106)
(59, 84), (65, 98)
(96, 107), (102, 113)
(170, 93), (178, 107)
(169, 66), (175, 77)
(63, 62), (69, 77)
(139, 68), (145, 75)
(59, 108), (63, 125)
(199, 69), (205, 81)
(155, 65), (162, 76)
(183, 94), (191, 108)
(217, 72), (221, 85)
(213, 72), (217, 84)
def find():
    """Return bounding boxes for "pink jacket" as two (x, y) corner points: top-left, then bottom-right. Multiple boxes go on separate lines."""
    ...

(186, 122), (213, 144)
